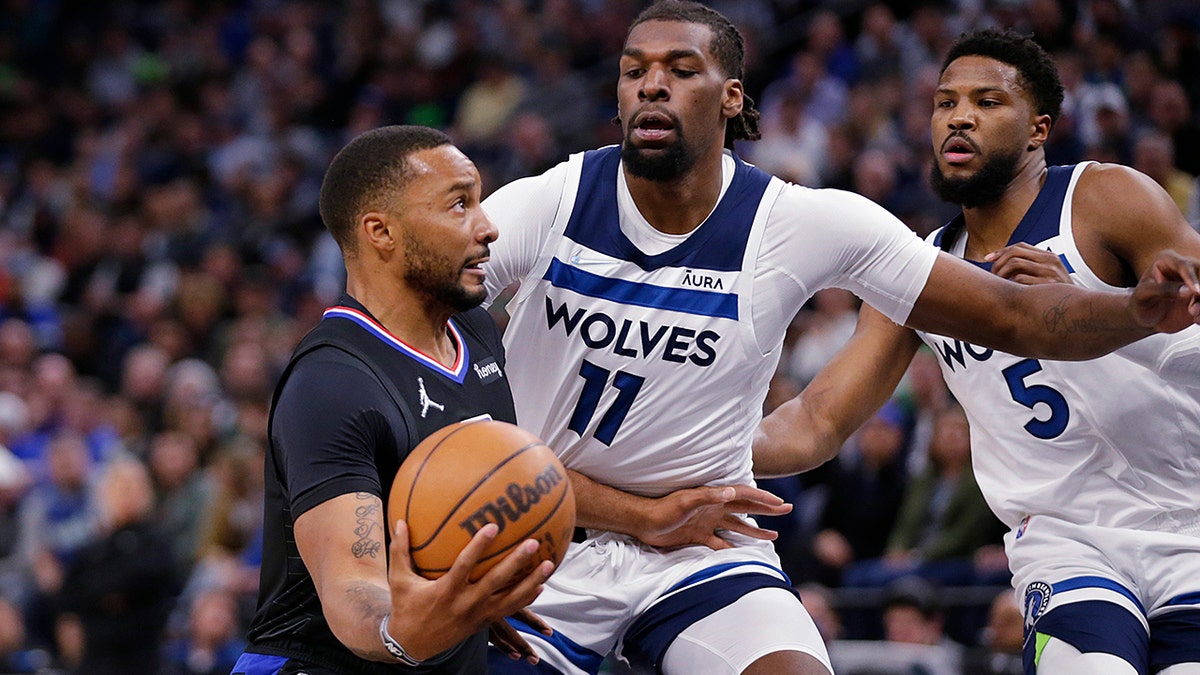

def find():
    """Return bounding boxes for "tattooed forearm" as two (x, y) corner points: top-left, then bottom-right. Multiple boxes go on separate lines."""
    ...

(344, 583), (390, 660)
(351, 492), (383, 559)
(1043, 300), (1117, 335)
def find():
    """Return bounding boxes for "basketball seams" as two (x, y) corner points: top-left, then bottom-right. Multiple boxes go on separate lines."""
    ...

(414, 476), (572, 575)
(401, 420), (487, 530)
(410, 441), (550, 551)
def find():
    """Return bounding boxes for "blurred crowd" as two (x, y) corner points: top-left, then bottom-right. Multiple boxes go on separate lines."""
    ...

(0, 0), (1197, 673)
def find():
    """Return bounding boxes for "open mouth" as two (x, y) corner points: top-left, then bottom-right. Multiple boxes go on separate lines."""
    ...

(941, 135), (978, 164)
(631, 111), (676, 142)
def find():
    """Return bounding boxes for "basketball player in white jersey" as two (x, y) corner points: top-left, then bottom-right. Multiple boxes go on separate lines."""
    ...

(479, 3), (1200, 673)
(756, 30), (1200, 675)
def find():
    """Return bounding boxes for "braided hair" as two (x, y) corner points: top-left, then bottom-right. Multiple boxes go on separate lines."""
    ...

(629, 1), (761, 148)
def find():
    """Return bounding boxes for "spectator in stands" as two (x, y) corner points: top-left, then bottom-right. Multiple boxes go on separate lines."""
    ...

(844, 404), (1006, 589)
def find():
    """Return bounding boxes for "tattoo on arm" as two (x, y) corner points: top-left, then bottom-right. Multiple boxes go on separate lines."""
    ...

(345, 583), (391, 660)
(351, 492), (384, 559)
(1043, 299), (1116, 335)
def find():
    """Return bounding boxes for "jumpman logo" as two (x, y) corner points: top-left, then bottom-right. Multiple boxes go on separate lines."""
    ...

(417, 377), (444, 418)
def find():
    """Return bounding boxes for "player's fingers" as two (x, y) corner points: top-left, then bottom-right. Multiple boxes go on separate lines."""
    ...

(725, 498), (793, 516)
(476, 538), (542, 591)
(725, 484), (786, 506)
(388, 520), (418, 584)
(442, 522), (500, 585)
(489, 620), (540, 664)
(491, 559), (552, 612)
(720, 515), (780, 541)
(510, 608), (553, 636)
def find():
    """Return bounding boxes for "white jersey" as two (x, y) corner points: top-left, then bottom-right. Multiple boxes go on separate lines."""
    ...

(483, 147), (936, 497)
(916, 162), (1200, 531)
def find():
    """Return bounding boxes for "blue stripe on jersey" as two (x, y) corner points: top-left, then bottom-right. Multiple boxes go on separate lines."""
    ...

(563, 146), (770, 272)
(543, 258), (739, 319)
(1057, 253), (1075, 273)
(502, 616), (605, 674)
(231, 652), (288, 675)
(1053, 575), (1146, 614)
(1163, 591), (1200, 607)
(1027, 599), (1149, 675)
(624, 572), (796, 672)
(1008, 164), (1074, 246)
(663, 560), (789, 595)
(1149, 609), (1200, 670)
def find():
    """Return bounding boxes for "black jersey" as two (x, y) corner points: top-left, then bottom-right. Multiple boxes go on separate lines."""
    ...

(245, 295), (516, 674)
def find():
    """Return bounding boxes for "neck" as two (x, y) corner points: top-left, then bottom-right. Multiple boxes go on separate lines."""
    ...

(344, 270), (458, 366)
(960, 157), (1047, 260)
(623, 145), (727, 235)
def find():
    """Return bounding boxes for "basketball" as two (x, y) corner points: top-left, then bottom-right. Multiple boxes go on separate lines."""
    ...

(389, 418), (576, 581)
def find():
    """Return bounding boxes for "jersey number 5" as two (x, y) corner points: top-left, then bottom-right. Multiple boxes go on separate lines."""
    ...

(1002, 359), (1069, 439)
(567, 359), (645, 446)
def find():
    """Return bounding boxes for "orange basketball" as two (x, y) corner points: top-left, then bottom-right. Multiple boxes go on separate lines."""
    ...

(389, 419), (575, 581)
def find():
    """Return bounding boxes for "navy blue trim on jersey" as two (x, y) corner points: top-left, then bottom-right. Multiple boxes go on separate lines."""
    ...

(935, 165), (1080, 276)
(564, 146), (770, 273)
(231, 652), (288, 675)
(1163, 591), (1200, 607)
(623, 572), (796, 673)
(543, 258), (738, 319)
(1025, 599), (1149, 675)
(1053, 575), (1146, 614)
(500, 617), (605, 674)
(663, 560), (790, 594)
(1149, 609), (1200, 670)
(1008, 165), (1074, 247)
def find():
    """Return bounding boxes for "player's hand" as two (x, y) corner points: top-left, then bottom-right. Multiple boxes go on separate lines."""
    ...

(986, 243), (1073, 285)
(489, 609), (552, 665)
(386, 521), (553, 661)
(1130, 249), (1200, 332)
(636, 485), (793, 550)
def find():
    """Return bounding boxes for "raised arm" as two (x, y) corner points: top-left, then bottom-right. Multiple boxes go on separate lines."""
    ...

(754, 305), (921, 478)
(294, 492), (551, 663)
(906, 247), (1200, 360)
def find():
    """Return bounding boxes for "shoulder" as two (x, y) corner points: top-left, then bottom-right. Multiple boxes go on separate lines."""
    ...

(1073, 162), (1178, 225)
(453, 307), (504, 350)
(484, 157), (573, 210)
(277, 346), (388, 410)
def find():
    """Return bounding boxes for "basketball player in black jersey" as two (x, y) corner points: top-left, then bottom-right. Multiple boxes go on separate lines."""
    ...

(233, 125), (553, 674)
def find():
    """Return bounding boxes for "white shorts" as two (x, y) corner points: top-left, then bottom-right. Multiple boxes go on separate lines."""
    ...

(504, 529), (830, 674)
(1005, 515), (1200, 669)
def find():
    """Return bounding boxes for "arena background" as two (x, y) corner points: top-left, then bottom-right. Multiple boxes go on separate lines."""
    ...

(0, 1), (1197, 673)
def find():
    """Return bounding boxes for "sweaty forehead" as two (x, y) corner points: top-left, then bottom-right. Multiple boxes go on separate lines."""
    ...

(939, 55), (1023, 92)
(624, 20), (715, 59)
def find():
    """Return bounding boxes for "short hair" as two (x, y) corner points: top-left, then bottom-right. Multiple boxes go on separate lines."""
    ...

(318, 125), (453, 256)
(942, 29), (1064, 127)
(629, 0), (761, 147)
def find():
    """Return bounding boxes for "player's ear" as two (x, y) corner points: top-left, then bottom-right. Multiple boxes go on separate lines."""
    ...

(1027, 113), (1052, 151)
(361, 212), (396, 253)
(722, 79), (744, 120)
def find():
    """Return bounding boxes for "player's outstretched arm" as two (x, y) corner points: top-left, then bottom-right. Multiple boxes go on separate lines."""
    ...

(293, 492), (551, 664)
(754, 306), (921, 478)
(567, 469), (792, 550)
(904, 248), (1200, 361)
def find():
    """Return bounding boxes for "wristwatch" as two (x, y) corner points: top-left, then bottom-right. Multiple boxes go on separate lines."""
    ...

(379, 613), (424, 666)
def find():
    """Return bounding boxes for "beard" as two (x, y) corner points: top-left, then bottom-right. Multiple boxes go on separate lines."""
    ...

(402, 231), (486, 313)
(929, 145), (1022, 208)
(621, 128), (698, 182)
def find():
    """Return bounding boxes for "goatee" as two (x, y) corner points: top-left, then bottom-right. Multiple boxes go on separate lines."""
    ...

(930, 147), (1022, 208)
(622, 135), (697, 182)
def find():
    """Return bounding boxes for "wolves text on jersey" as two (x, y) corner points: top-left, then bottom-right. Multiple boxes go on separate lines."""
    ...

(932, 337), (994, 372)
(543, 297), (720, 367)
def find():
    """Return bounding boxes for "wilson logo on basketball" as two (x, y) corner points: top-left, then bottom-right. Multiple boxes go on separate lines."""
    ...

(458, 464), (565, 536)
